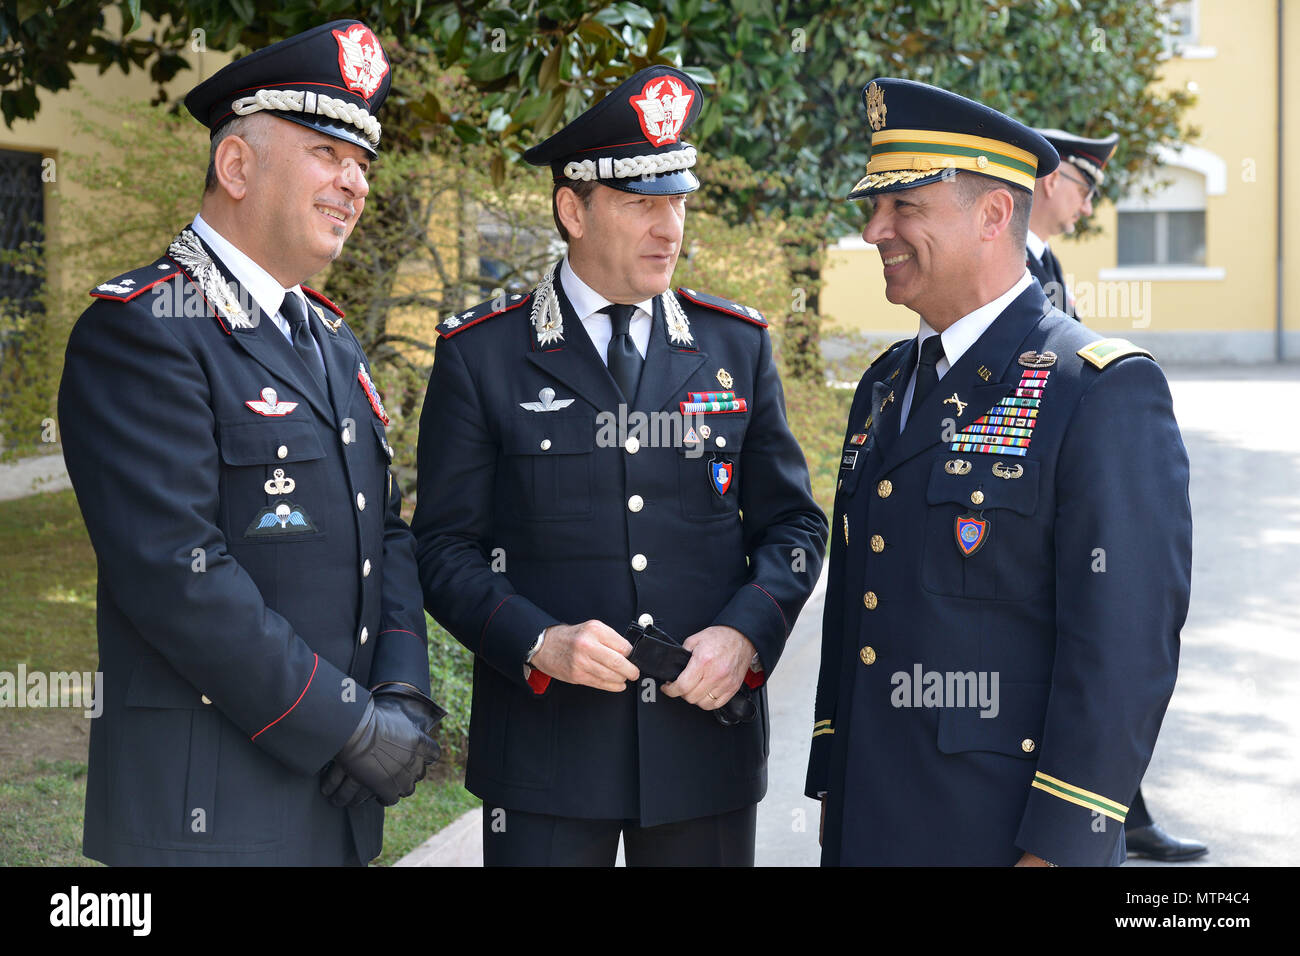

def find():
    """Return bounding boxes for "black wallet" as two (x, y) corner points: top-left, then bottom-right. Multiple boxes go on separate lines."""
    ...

(624, 622), (756, 727)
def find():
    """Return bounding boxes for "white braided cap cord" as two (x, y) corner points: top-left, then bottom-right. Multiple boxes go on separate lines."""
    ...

(563, 146), (697, 182)
(231, 89), (381, 147)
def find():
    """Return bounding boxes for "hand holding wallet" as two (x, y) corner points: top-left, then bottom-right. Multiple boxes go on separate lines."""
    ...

(624, 622), (757, 727)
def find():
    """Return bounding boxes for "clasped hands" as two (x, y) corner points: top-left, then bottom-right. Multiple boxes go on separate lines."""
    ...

(320, 685), (445, 808)
(530, 620), (755, 709)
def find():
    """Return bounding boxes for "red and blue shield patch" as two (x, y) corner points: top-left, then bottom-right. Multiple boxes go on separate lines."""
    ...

(954, 514), (988, 557)
(710, 458), (734, 497)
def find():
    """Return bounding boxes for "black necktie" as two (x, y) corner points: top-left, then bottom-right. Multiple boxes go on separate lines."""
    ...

(911, 334), (945, 416)
(282, 292), (327, 393)
(606, 304), (642, 403)
(1043, 245), (1067, 291)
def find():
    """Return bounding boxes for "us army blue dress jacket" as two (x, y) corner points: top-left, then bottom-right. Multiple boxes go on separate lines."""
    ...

(806, 280), (1191, 866)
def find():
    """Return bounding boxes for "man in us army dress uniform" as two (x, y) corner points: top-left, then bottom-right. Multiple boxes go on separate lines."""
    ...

(58, 21), (440, 865)
(806, 79), (1192, 866)
(413, 66), (828, 865)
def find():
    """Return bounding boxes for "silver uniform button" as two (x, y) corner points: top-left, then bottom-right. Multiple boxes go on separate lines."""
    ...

(716, 436), (727, 448)
(359, 627), (369, 645)
(362, 559), (372, 577)
(276, 445), (288, 459)
(637, 613), (654, 627)
(200, 694), (212, 705)
(631, 554), (647, 572)
(356, 492), (366, 511)
(540, 438), (552, 451)
(625, 436), (640, 454)
(628, 495), (644, 512)
(341, 428), (352, 445)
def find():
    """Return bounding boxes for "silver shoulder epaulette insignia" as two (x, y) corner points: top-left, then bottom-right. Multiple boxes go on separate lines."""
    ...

(675, 287), (768, 328)
(89, 259), (180, 302)
(437, 291), (532, 338)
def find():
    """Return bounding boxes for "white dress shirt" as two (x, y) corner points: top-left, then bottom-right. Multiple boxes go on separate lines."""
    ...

(560, 257), (653, 363)
(190, 214), (322, 367)
(1026, 228), (1048, 265)
(899, 270), (1034, 430)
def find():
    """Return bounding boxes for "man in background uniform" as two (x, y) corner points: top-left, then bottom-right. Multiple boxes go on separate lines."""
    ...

(413, 66), (827, 866)
(1030, 126), (1208, 861)
(1025, 129), (1118, 319)
(807, 78), (1192, 866)
(59, 21), (440, 865)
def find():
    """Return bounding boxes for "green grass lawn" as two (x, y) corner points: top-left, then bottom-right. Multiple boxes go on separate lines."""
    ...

(0, 488), (478, 866)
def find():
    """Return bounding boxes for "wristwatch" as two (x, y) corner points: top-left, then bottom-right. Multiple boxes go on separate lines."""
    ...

(525, 629), (546, 662)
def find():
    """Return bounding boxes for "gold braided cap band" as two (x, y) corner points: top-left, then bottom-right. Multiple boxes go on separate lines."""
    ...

(857, 127), (1040, 193)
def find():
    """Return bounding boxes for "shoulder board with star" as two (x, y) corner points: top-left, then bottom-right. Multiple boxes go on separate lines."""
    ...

(870, 338), (911, 368)
(302, 285), (346, 334)
(88, 258), (181, 302)
(675, 287), (768, 328)
(1077, 338), (1154, 370)
(437, 292), (533, 338)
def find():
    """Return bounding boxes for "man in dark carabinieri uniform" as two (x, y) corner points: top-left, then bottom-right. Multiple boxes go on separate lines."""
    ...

(413, 66), (828, 866)
(59, 21), (441, 866)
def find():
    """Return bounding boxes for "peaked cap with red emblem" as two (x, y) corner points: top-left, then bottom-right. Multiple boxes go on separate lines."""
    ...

(1035, 128), (1120, 189)
(523, 65), (704, 195)
(185, 20), (391, 157)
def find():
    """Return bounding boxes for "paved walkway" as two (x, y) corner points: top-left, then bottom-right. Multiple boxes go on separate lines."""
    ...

(0, 452), (69, 501)
(401, 363), (1300, 866)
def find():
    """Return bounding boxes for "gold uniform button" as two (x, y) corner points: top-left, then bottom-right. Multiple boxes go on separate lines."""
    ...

(628, 495), (644, 513)
(200, 694), (212, 705)
(1021, 738), (1036, 753)
(870, 534), (885, 553)
(877, 479), (892, 498)
(970, 490), (985, 506)
(862, 591), (878, 610)
(859, 646), (876, 666)
(276, 445), (288, 460)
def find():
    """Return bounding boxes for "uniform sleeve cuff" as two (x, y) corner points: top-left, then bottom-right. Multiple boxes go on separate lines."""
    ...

(480, 594), (560, 690)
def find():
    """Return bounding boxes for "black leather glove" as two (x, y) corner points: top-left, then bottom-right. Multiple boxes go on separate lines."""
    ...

(320, 692), (442, 808)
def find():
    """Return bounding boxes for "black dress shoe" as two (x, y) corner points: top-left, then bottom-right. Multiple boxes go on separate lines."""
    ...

(1125, 824), (1208, 862)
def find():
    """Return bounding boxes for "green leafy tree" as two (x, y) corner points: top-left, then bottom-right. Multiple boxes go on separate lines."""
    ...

(3, 0), (1194, 389)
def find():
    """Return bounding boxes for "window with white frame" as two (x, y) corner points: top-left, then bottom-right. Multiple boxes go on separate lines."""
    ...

(1165, 0), (1198, 50)
(1116, 164), (1207, 267)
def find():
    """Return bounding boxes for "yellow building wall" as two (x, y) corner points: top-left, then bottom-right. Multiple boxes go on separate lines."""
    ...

(822, 0), (1297, 356)
(1063, 0), (1275, 337)
(0, 17), (230, 261)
